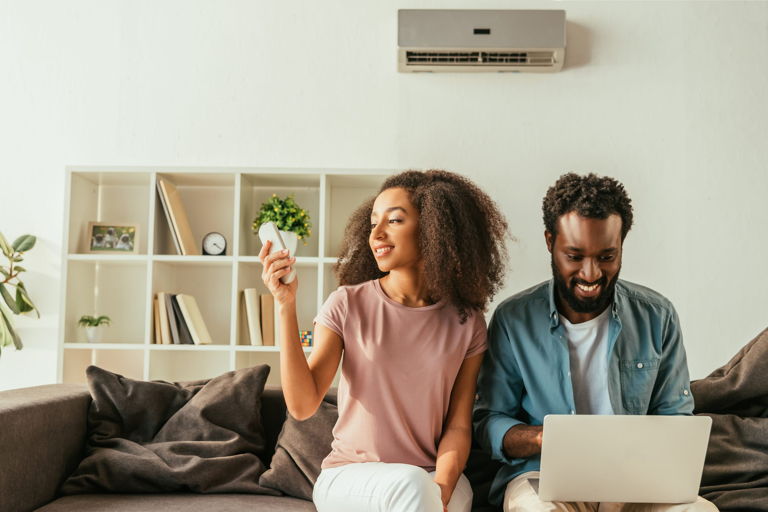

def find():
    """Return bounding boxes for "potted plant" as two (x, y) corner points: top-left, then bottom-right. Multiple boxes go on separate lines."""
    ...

(0, 232), (39, 356)
(78, 315), (111, 343)
(252, 194), (312, 255)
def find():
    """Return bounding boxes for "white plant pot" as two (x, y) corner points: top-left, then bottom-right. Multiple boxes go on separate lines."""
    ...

(280, 230), (298, 256)
(85, 326), (100, 343)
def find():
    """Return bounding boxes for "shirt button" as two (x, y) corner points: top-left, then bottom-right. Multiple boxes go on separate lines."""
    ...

(570, 409), (575, 414)
(567, 371), (571, 377)
(683, 389), (689, 396)
(636, 363), (644, 369)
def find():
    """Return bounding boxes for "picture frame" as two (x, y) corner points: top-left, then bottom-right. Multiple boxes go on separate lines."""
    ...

(86, 222), (139, 254)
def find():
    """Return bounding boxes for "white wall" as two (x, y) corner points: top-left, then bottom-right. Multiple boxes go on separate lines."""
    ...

(1, 0), (767, 388)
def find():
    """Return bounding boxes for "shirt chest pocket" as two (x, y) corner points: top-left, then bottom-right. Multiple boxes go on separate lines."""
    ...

(619, 357), (660, 414)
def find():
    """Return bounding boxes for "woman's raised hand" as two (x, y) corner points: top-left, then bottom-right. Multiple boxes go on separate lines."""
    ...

(259, 240), (298, 306)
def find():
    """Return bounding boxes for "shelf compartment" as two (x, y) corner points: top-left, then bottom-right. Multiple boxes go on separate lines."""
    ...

(323, 174), (386, 258)
(152, 261), (233, 345)
(62, 348), (144, 384)
(68, 172), (151, 255)
(149, 349), (229, 382)
(239, 173), (321, 258)
(235, 262), (318, 347)
(153, 173), (236, 256)
(64, 260), (148, 344)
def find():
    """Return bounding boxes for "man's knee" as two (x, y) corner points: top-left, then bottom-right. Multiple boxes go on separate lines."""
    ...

(685, 497), (719, 512)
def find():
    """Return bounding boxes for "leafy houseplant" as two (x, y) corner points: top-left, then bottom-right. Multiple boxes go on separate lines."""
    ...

(0, 232), (39, 356)
(78, 315), (111, 343)
(252, 194), (312, 245)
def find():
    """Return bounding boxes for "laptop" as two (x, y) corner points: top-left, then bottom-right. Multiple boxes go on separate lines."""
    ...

(538, 415), (712, 503)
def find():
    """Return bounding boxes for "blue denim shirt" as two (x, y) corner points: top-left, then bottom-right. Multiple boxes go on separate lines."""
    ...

(473, 279), (694, 505)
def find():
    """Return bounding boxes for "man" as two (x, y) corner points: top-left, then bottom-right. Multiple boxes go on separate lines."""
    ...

(473, 173), (716, 511)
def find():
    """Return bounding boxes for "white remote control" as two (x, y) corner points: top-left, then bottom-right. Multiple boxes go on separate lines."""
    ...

(258, 222), (296, 284)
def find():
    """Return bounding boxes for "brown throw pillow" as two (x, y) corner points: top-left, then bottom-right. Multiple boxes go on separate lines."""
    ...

(61, 365), (279, 495)
(259, 400), (338, 500)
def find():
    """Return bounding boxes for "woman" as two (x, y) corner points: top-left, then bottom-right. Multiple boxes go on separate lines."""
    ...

(260, 170), (508, 512)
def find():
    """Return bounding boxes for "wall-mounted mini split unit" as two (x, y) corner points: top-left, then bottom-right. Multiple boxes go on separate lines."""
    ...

(398, 9), (566, 73)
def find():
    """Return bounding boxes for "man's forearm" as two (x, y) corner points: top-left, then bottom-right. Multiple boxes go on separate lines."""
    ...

(502, 424), (543, 459)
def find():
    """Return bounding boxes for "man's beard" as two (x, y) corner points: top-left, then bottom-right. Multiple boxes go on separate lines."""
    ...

(551, 257), (620, 315)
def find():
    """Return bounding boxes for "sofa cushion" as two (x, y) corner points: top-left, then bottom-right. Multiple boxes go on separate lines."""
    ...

(60, 365), (279, 495)
(34, 493), (316, 512)
(260, 400), (338, 500)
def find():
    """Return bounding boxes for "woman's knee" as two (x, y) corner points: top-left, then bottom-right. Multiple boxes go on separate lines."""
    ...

(384, 464), (442, 511)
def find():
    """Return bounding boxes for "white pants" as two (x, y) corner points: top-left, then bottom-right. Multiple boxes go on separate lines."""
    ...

(503, 472), (718, 512)
(313, 462), (473, 512)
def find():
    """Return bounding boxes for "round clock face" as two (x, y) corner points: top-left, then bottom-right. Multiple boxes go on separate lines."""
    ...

(202, 232), (226, 256)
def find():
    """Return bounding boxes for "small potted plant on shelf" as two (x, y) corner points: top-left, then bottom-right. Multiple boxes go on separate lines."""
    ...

(0, 232), (39, 356)
(78, 315), (112, 343)
(252, 194), (312, 255)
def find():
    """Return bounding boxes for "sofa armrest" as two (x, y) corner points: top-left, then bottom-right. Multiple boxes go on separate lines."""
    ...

(0, 384), (90, 512)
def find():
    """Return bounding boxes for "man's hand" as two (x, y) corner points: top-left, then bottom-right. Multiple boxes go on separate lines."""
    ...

(502, 424), (544, 459)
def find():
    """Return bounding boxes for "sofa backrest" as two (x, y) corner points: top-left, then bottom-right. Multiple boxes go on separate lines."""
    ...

(260, 386), (337, 465)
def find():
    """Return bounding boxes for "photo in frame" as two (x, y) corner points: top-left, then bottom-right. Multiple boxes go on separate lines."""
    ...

(86, 222), (139, 254)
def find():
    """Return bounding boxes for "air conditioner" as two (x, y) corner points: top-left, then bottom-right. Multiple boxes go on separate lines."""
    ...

(398, 9), (566, 73)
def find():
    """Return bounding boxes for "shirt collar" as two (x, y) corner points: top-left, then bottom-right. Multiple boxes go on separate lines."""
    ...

(547, 278), (621, 328)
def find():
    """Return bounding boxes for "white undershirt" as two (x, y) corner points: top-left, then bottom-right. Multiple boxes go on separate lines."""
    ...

(560, 307), (614, 415)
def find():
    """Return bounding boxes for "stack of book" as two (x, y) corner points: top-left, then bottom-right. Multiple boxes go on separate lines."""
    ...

(153, 293), (212, 345)
(242, 289), (287, 347)
(156, 177), (200, 256)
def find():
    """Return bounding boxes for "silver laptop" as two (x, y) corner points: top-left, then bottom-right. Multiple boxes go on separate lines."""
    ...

(538, 415), (712, 503)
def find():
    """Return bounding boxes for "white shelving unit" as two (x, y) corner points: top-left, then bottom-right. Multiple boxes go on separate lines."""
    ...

(58, 168), (389, 386)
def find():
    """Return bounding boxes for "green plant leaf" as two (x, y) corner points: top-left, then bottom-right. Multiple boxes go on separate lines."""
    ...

(16, 286), (37, 316)
(0, 232), (11, 258)
(0, 268), (9, 279)
(12, 256), (23, 263)
(0, 284), (20, 314)
(0, 304), (20, 350)
(95, 315), (111, 326)
(19, 287), (37, 312)
(78, 315), (96, 327)
(12, 235), (36, 253)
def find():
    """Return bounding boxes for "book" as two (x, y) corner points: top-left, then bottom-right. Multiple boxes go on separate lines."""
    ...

(157, 177), (200, 256)
(156, 181), (182, 255)
(243, 288), (262, 346)
(164, 293), (180, 344)
(152, 296), (161, 344)
(260, 294), (275, 346)
(156, 292), (172, 345)
(171, 295), (195, 345)
(176, 294), (213, 345)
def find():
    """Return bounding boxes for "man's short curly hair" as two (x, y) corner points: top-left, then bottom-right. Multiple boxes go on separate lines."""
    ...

(542, 173), (634, 241)
(335, 170), (509, 323)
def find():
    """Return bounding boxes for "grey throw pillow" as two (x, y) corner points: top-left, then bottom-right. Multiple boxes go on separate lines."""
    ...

(61, 365), (279, 495)
(259, 400), (338, 500)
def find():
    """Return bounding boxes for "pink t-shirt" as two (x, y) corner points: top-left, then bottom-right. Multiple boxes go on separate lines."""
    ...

(314, 279), (487, 471)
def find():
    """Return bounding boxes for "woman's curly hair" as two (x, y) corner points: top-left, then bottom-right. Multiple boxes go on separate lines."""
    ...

(334, 170), (509, 323)
(542, 173), (634, 241)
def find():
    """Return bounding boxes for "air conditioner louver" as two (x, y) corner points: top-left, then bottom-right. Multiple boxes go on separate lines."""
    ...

(405, 51), (557, 67)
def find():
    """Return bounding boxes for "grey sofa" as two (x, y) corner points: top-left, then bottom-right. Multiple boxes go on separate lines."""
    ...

(0, 384), (499, 512)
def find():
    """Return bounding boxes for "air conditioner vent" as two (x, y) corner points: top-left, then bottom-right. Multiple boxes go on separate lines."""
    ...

(405, 51), (556, 67)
